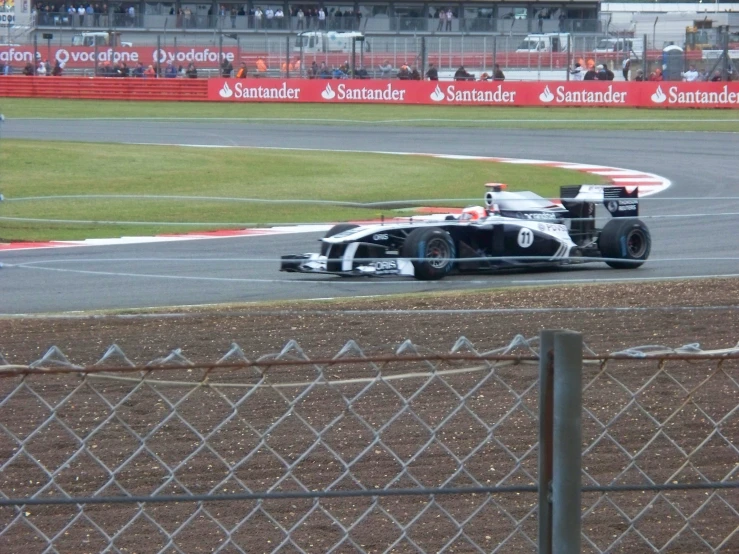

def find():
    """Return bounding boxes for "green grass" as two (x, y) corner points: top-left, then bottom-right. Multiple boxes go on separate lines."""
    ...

(0, 140), (603, 241)
(1, 98), (738, 132)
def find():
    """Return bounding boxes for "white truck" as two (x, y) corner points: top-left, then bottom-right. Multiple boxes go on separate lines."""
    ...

(593, 37), (643, 59)
(71, 32), (132, 48)
(515, 33), (570, 53)
(294, 31), (370, 54)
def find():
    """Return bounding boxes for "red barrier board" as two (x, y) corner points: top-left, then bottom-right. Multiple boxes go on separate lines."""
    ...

(208, 78), (739, 108)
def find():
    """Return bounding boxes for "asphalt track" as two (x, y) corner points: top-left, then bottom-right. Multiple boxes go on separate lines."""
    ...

(1, 120), (737, 315)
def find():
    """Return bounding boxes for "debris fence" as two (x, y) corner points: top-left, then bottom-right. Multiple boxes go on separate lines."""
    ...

(1, 333), (737, 553)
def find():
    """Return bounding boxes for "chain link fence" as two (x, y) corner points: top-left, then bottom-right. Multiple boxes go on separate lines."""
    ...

(1, 333), (738, 552)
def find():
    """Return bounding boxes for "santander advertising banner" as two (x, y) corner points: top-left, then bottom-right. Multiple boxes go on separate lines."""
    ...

(208, 79), (739, 109)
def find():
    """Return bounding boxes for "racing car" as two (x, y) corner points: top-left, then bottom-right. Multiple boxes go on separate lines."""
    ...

(280, 184), (651, 281)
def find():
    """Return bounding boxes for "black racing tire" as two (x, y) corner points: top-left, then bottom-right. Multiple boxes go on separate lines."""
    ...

(400, 226), (456, 280)
(320, 223), (359, 256)
(598, 218), (651, 269)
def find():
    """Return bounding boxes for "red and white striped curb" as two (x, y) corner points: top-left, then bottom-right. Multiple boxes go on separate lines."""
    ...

(0, 155), (670, 252)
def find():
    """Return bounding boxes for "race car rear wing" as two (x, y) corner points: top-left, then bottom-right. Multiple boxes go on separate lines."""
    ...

(560, 185), (639, 246)
(560, 185), (639, 218)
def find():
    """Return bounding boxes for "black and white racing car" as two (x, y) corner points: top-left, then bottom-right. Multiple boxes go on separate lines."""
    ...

(281, 184), (651, 281)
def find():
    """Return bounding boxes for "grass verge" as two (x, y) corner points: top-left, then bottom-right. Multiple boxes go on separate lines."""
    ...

(0, 140), (603, 241)
(1, 98), (737, 131)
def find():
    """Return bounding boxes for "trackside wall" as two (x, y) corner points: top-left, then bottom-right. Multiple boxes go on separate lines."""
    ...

(1, 77), (738, 108)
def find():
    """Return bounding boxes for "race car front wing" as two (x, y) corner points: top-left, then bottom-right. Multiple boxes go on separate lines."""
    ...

(281, 253), (416, 277)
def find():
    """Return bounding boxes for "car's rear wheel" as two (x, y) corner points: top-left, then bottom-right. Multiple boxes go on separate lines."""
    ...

(401, 227), (456, 280)
(320, 223), (359, 256)
(598, 218), (651, 269)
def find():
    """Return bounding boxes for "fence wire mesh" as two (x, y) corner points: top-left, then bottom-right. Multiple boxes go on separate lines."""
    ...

(0, 336), (737, 553)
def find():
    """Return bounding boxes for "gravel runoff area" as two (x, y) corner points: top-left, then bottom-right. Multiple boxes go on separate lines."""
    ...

(1, 277), (738, 553)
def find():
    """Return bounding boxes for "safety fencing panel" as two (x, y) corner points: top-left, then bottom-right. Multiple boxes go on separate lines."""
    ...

(8, 27), (736, 79)
(1, 336), (737, 552)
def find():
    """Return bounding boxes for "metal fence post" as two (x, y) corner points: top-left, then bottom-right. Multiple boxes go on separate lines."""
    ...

(538, 329), (556, 554)
(552, 331), (583, 554)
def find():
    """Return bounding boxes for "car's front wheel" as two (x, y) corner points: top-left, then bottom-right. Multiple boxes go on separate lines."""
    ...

(401, 227), (456, 280)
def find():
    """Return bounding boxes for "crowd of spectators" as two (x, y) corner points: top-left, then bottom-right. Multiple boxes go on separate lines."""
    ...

(34, 3), (137, 27)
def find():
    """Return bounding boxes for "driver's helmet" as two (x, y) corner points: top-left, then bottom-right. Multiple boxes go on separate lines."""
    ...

(459, 206), (487, 221)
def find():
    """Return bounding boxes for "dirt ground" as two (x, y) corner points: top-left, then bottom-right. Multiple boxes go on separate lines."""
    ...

(1, 277), (738, 553)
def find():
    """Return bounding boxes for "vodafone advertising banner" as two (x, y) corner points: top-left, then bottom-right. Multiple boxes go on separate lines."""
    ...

(0, 45), (238, 69)
(208, 79), (739, 109)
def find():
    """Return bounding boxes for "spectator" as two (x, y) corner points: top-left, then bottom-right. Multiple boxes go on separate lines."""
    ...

(426, 63), (438, 81)
(710, 70), (722, 82)
(132, 61), (145, 77)
(570, 62), (584, 81)
(235, 62), (247, 78)
(332, 65), (348, 79)
(164, 62), (177, 78)
(445, 8), (453, 31)
(355, 66), (370, 79)
(256, 58), (267, 74)
(220, 57), (233, 77)
(454, 65), (474, 81)
(682, 64), (699, 82)
(23, 62), (35, 76)
(622, 58), (631, 81)
(178, 65), (187, 77)
(378, 59), (393, 78)
(309, 60), (318, 78)
(230, 7), (237, 28)
(116, 62), (130, 77)
(604, 63), (614, 81)
(37, 59), (47, 76)
(319, 62), (331, 79)
(296, 8), (305, 29)
(583, 63), (597, 81)
(634, 69), (645, 81)
(144, 64), (156, 78)
(397, 64), (411, 80)
(254, 7), (262, 29)
(437, 8), (445, 32)
(493, 64), (505, 81)
(410, 67), (421, 80)
(648, 68), (663, 81)
(479, 72), (490, 81)
(318, 7), (326, 29)
(186, 62), (198, 78)
(558, 11), (567, 32)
